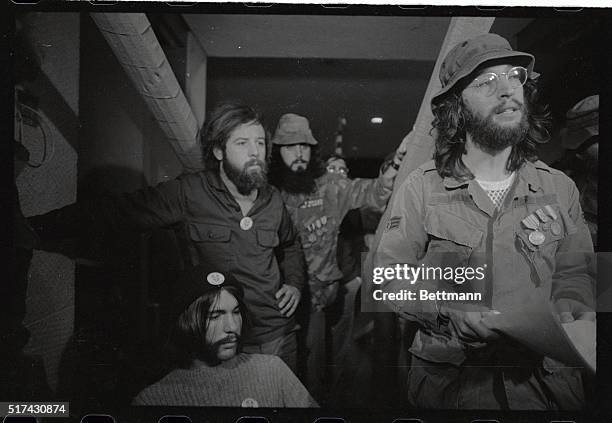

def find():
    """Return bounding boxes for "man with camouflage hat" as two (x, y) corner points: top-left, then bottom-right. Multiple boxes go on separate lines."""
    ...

(268, 113), (407, 403)
(375, 34), (595, 409)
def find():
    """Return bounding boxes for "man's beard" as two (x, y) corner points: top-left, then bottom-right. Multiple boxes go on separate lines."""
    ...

(277, 161), (318, 194)
(223, 156), (267, 195)
(464, 101), (529, 155)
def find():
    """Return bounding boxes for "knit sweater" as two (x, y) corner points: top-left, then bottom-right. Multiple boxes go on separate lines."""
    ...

(133, 353), (317, 407)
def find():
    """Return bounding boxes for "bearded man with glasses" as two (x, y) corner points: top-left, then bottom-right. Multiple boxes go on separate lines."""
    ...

(375, 34), (595, 410)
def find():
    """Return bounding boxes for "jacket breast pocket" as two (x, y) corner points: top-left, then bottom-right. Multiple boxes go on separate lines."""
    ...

(422, 211), (484, 287)
(188, 223), (234, 266)
(256, 229), (280, 248)
(425, 212), (483, 261)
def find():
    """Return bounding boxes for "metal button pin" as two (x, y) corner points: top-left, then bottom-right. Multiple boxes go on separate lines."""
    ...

(550, 221), (562, 236)
(529, 230), (546, 246)
(240, 217), (253, 231)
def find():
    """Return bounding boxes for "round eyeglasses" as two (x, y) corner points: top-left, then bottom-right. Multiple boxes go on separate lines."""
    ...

(326, 165), (348, 175)
(468, 66), (528, 96)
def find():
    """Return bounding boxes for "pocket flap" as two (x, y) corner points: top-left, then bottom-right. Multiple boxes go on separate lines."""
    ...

(425, 211), (483, 248)
(189, 223), (231, 242)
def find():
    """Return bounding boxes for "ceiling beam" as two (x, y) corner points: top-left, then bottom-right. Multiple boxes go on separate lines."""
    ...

(90, 13), (203, 172)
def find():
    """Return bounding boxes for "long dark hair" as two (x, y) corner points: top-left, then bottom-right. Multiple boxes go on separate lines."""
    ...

(201, 103), (269, 170)
(268, 144), (326, 193)
(172, 284), (250, 367)
(431, 78), (551, 180)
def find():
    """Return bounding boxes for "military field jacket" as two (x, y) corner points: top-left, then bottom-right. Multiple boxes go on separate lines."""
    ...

(375, 159), (595, 365)
(282, 173), (391, 307)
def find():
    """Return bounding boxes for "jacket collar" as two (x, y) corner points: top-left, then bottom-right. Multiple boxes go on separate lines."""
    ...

(515, 160), (544, 193)
(206, 168), (226, 192)
(441, 160), (543, 193)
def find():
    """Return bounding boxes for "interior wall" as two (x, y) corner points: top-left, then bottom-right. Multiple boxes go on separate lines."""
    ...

(75, 15), (185, 405)
(16, 12), (81, 396)
(79, 14), (183, 191)
(73, 15), (197, 406)
(185, 32), (207, 130)
(14, 11), (186, 399)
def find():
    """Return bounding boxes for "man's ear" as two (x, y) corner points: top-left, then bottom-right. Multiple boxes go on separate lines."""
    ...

(213, 146), (223, 161)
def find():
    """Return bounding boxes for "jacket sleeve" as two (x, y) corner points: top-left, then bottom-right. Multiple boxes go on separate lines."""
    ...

(29, 177), (187, 240)
(276, 204), (306, 292)
(551, 178), (596, 310)
(337, 175), (392, 218)
(374, 170), (441, 331)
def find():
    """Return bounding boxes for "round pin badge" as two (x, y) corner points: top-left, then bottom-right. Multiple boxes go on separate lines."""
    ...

(241, 398), (259, 408)
(528, 230), (546, 246)
(207, 272), (225, 286)
(240, 216), (253, 231)
(550, 221), (562, 236)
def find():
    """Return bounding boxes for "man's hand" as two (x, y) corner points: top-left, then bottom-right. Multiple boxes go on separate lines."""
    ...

(276, 284), (301, 317)
(394, 130), (413, 164)
(380, 131), (415, 188)
(554, 298), (596, 323)
(440, 305), (501, 344)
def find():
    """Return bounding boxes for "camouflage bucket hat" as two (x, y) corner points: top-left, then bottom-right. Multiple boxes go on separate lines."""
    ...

(271, 113), (318, 146)
(432, 33), (537, 106)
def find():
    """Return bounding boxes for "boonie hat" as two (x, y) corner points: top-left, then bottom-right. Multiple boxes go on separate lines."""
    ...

(432, 33), (536, 105)
(561, 95), (599, 150)
(271, 113), (318, 146)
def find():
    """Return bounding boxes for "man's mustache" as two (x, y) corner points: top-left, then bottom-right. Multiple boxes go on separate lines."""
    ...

(217, 334), (240, 345)
(493, 100), (524, 114)
(292, 160), (308, 166)
(244, 159), (266, 169)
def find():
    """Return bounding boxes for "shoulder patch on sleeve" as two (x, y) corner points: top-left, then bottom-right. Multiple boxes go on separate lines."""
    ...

(384, 215), (402, 232)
